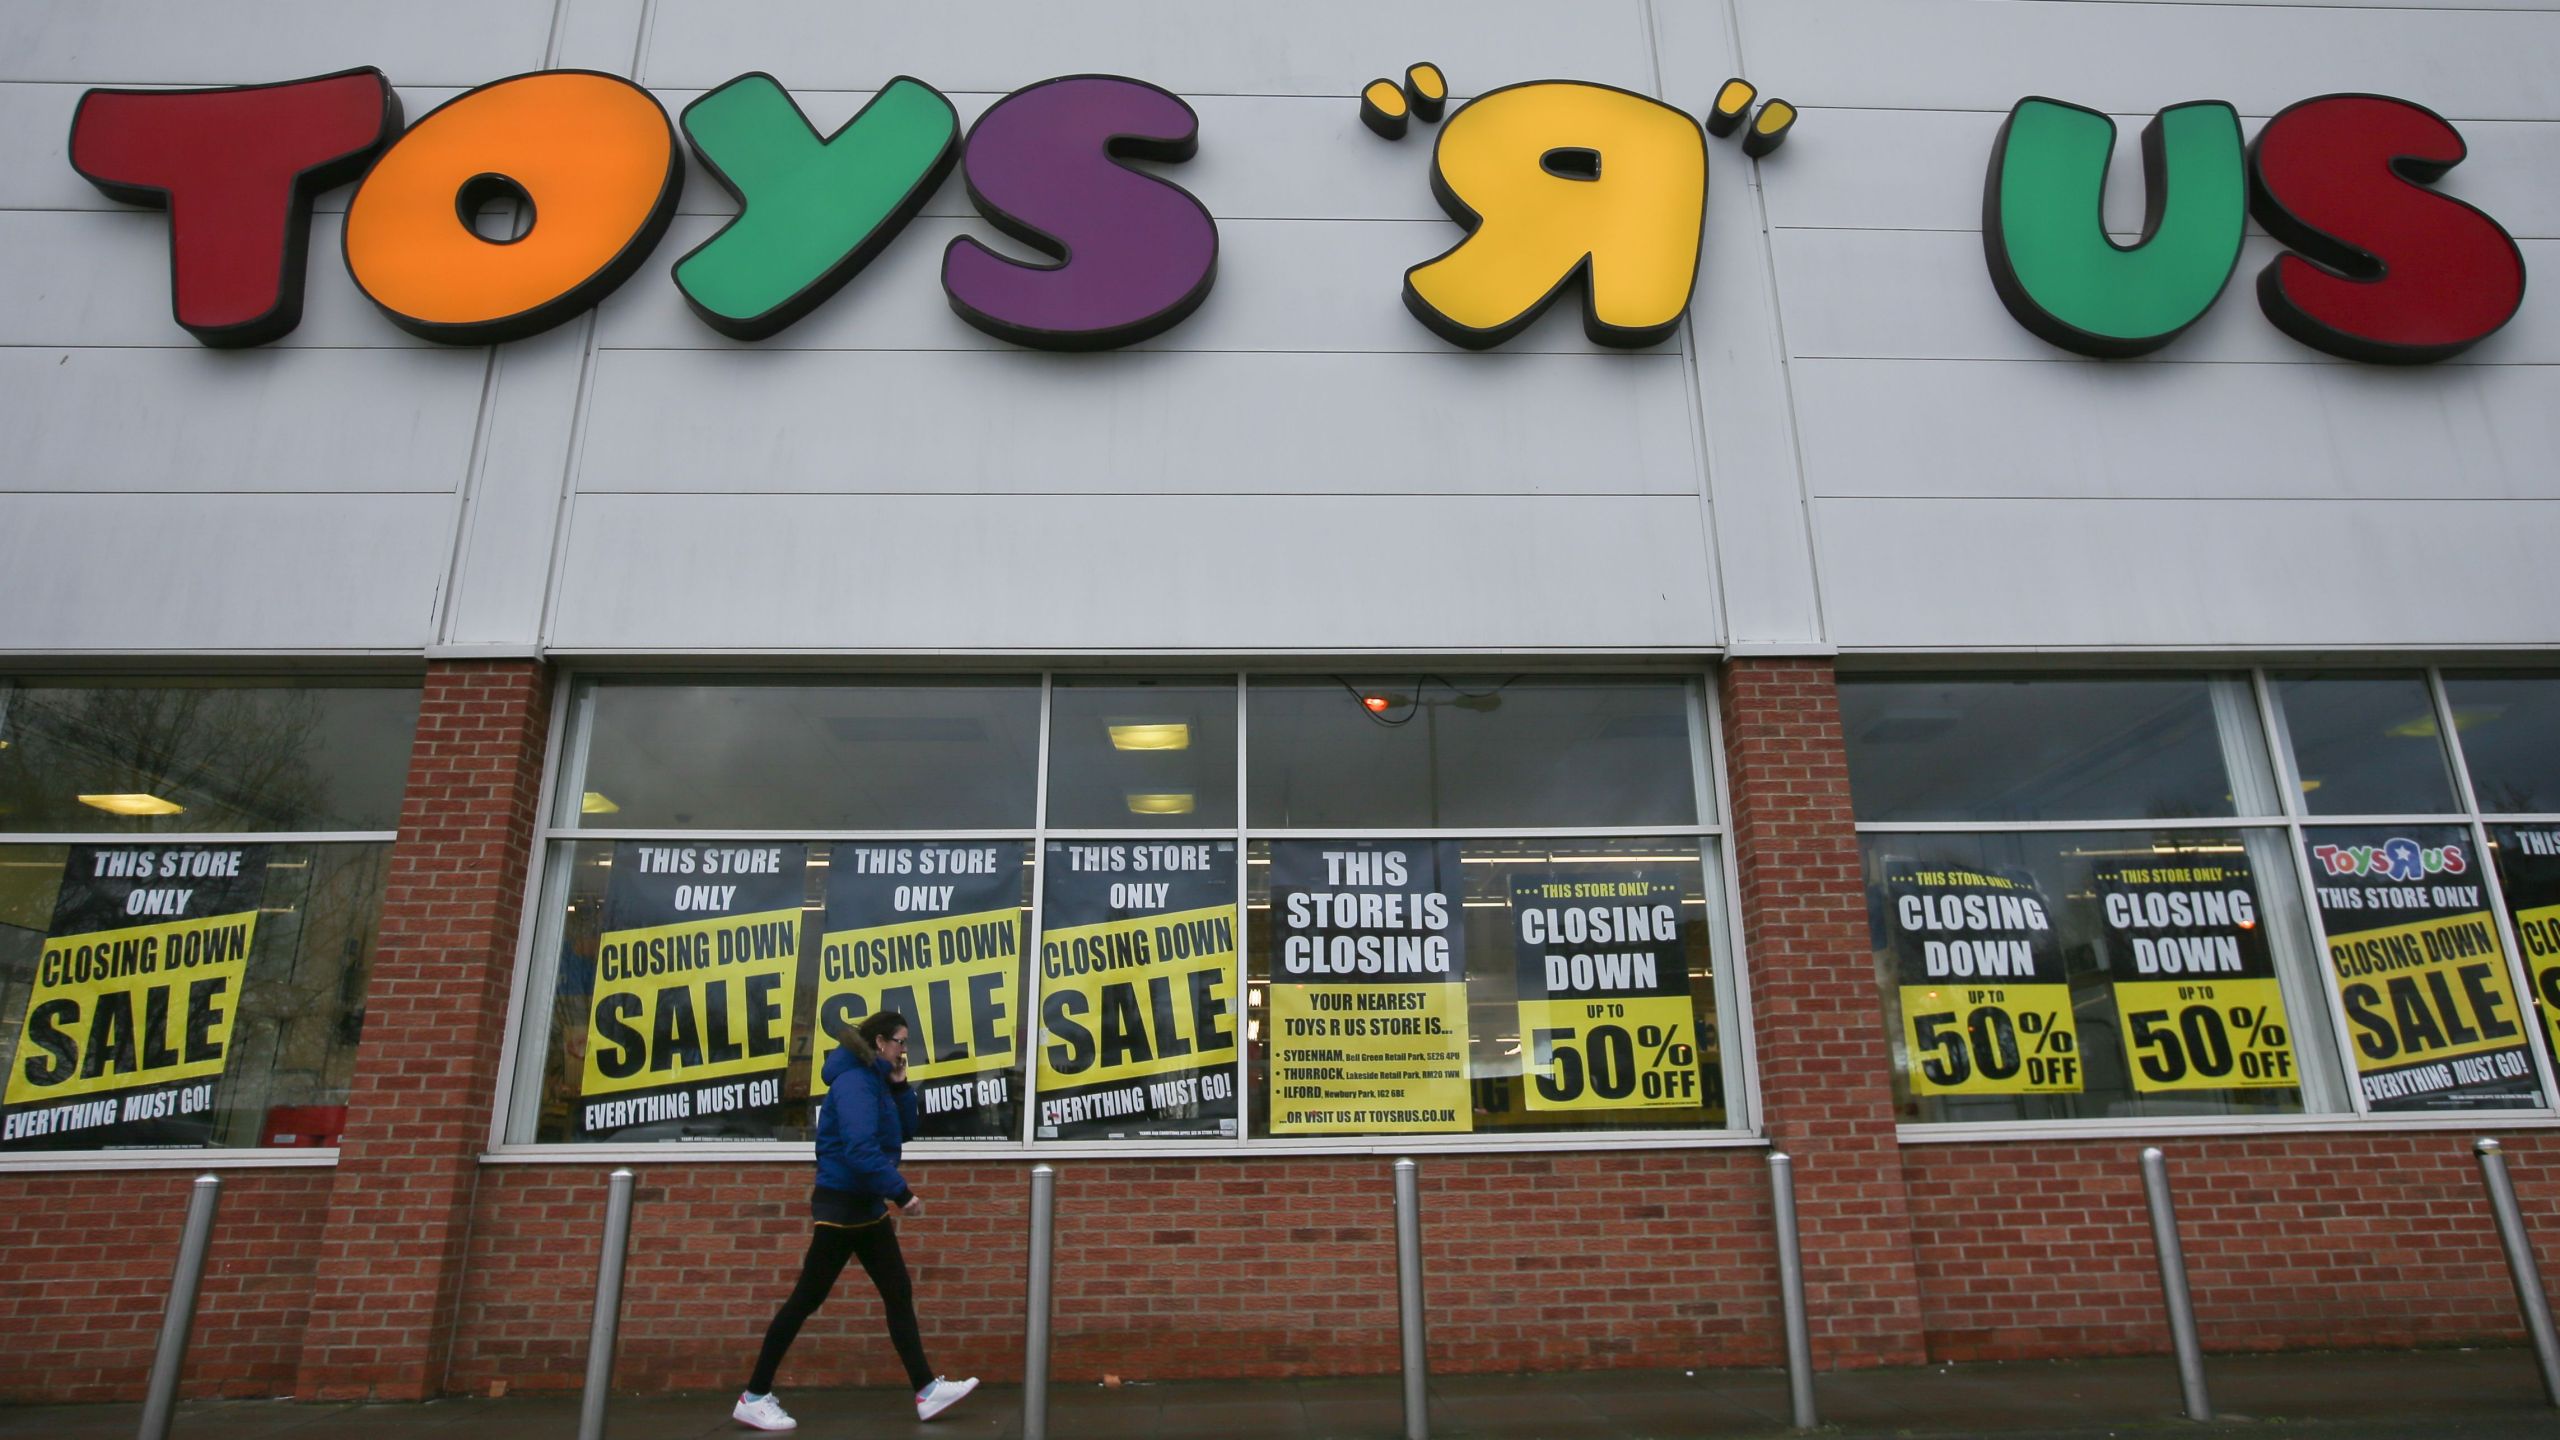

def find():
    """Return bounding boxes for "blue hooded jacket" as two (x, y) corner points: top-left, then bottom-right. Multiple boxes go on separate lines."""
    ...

(813, 1030), (921, 1223)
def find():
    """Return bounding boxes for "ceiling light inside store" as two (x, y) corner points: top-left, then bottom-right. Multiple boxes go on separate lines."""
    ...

(581, 791), (621, 814)
(1362, 694), (1393, 713)
(2386, 708), (2501, 739)
(1126, 792), (1195, 815)
(1108, 721), (1190, 751)
(78, 792), (181, 816)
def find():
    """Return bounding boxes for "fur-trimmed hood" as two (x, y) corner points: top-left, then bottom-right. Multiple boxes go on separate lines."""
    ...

(825, 1028), (883, 1081)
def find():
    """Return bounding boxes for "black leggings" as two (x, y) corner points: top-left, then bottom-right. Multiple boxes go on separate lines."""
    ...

(748, 1218), (934, 1393)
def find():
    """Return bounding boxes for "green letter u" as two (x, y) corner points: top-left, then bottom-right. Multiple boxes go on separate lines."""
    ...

(1984, 98), (2245, 358)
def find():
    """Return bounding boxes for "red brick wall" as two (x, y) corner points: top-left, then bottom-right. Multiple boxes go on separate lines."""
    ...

(451, 1161), (1028, 1394)
(446, 1151), (1783, 1395)
(296, 661), (553, 1401)
(1418, 1152), (1781, 1373)
(1720, 659), (1930, 1366)
(0, 1168), (334, 1402)
(1906, 1130), (2560, 1361)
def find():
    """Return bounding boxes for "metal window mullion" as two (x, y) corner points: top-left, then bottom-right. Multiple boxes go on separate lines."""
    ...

(1233, 670), (1251, 1149)
(1854, 815), (2297, 836)
(2261, 668), (2374, 1117)
(551, 673), (599, 831)
(500, 842), (582, 1145)
(551, 827), (1041, 842)
(1700, 665), (1760, 1134)
(0, 831), (398, 845)
(487, 674), (579, 1148)
(1248, 824), (1716, 841)
(2432, 668), (2488, 816)
(1021, 672), (1055, 1147)
(2441, 673), (2560, 1112)
(2261, 666), (2308, 820)
(1040, 829), (1246, 842)
(2464, 811), (2560, 1115)
(1685, 673), (1717, 829)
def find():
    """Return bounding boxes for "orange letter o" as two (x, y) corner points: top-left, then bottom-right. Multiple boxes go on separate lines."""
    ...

(345, 70), (679, 343)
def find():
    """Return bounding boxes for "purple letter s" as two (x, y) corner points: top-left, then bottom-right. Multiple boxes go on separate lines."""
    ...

(941, 75), (1218, 350)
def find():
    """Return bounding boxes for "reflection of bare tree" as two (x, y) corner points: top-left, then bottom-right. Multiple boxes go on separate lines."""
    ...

(0, 684), (335, 830)
(2484, 783), (2541, 816)
(218, 846), (388, 1144)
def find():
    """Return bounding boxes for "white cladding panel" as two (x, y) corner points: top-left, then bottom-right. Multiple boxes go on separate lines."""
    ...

(1743, 0), (2560, 652)
(4, 0), (2556, 657)
(551, 494), (1714, 653)
(0, 493), (453, 652)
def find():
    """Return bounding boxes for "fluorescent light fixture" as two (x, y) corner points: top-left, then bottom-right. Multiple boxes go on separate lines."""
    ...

(2387, 707), (2501, 739)
(78, 793), (182, 816)
(581, 791), (621, 815)
(1126, 792), (1195, 815)
(1107, 721), (1190, 752)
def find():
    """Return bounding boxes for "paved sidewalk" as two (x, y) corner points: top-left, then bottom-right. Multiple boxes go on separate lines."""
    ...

(1, 1348), (2551, 1439)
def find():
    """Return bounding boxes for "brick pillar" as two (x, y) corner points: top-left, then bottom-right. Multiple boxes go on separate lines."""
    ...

(1720, 658), (1927, 1367)
(296, 661), (552, 1401)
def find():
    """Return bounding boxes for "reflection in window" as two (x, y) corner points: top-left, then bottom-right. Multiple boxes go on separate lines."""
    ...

(1247, 676), (1703, 829)
(514, 671), (1736, 1146)
(0, 842), (391, 1151)
(509, 839), (1036, 1145)
(2304, 823), (2542, 1111)
(0, 678), (419, 833)
(1840, 675), (2272, 824)
(1045, 677), (1237, 829)
(2486, 822), (2560, 1081)
(1242, 836), (1734, 1138)
(1861, 829), (2347, 1123)
(2270, 673), (2460, 817)
(2444, 674), (2560, 814)
(563, 678), (1042, 831)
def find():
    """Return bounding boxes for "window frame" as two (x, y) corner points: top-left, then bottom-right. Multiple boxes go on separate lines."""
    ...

(485, 665), (1765, 1162)
(1859, 666), (2560, 1145)
(0, 672), (419, 1173)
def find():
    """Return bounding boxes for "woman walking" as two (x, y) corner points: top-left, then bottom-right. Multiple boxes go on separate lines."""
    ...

(733, 1011), (978, 1429)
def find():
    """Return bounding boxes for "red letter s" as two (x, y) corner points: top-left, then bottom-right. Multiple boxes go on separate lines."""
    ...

(2249, 93), (2525, 364)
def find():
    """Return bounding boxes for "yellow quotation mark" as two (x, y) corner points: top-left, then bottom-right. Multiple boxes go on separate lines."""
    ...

(1361, 64), (1795, 157)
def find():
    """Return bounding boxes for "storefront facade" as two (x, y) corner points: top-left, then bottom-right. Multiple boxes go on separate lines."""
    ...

(1, 0), (2555, 1404)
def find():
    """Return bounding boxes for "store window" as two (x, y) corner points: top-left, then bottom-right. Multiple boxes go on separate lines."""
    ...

(1849, 670), (2558, 1128)
(503, 672), (1743, 1150)
(2271, 672), (2550, 1112)
(1846, 674), (2350, 1125)
(2461, 674), (2560, 1079)
(0, 677), (418, 1154)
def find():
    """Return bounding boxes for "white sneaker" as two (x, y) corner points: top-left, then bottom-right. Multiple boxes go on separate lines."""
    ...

(733, 1390), (798, 1431)
(915, 1375), (979, 1421)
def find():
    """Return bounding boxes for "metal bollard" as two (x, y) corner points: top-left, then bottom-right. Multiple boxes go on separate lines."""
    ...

(1394, 1157), (1428, 1440)
(136, 1173), (221, 1440)
(1024, 1164), (1057, 1440)
(2473, 1139), (2560, 1406)
(2138, 1148), (2211, 1422)
(1767, 1152), (1816, 1431)
(577, 1168), (637, 1440)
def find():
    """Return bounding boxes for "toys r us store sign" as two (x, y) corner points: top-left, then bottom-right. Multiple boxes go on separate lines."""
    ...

(67, 62), (2525, 363)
